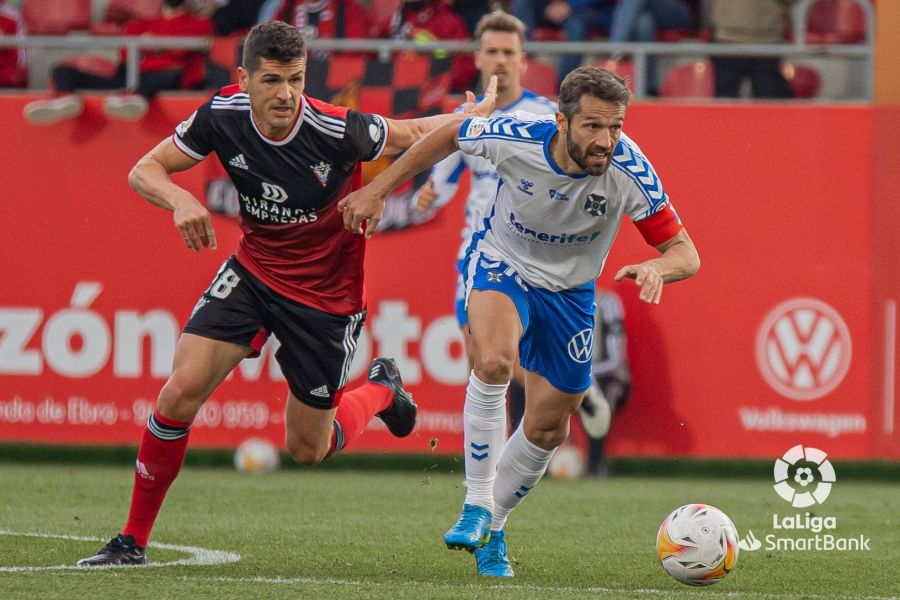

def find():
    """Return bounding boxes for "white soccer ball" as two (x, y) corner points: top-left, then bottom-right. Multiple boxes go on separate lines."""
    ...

(656, 503), (740, 586)
(547, 444), (586, 480)
(233, 437), (280, 474)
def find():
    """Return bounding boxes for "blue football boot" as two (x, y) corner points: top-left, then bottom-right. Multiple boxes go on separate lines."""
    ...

(474, 528), (514, 577)
(443, 504), (491, 551)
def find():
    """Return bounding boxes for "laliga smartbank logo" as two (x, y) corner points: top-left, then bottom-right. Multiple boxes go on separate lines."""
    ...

(773, 444), (835, 507)
(738, 445), (870, 553)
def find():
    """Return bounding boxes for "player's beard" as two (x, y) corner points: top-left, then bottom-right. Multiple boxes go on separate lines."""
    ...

(566, 134), (612, 176)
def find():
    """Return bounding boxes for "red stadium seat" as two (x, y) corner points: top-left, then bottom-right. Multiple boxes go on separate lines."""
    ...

(532, 27), (565, 42)
(23, 0), (91, 34)
(659, 60), (714, 98)
(521, 59), (558, 99)
(806, 0), (866, 44)
(781, 62), (822, 98)
(92, 0), (162, 34)
(590, 58), (635, 92)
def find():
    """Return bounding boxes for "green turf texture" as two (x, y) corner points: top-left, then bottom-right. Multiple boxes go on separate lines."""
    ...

(0, 463), (897, 599)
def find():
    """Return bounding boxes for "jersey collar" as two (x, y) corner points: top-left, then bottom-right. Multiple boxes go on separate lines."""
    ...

(249, 95), (306, 146)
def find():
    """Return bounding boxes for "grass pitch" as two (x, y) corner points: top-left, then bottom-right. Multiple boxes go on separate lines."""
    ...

(0, 461), (897, 599)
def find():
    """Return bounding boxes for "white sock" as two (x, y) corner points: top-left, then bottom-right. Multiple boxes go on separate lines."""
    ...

(491, 423), (555, 530)
(463, 371), (508, 512)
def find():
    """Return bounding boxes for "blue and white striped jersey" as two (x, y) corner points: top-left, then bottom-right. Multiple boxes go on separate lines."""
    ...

(423, 90), (557, 259)
(457, 111), (680, 291)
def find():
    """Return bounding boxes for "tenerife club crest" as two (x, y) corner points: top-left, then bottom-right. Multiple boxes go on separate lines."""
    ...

(584, 194), (608, 217)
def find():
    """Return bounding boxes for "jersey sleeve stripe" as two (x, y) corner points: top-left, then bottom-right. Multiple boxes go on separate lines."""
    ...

(304, 110), (345, 134)
(369, 114), (389, 161)
(172, 134), (206, 160)
(302, 114), (344, 139)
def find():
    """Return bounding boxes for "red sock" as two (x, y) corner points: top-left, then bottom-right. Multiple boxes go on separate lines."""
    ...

(329, 382), (392, 455)
(122, 410), (192, 548)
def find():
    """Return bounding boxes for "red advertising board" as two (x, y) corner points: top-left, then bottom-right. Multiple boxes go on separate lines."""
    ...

(0, 96), (897, 459)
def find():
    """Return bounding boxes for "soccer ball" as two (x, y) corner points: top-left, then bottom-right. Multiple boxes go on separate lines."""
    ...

(233, 438), (280, 474)
(547, 445), (586, 479)
(656, 504), (739, 586)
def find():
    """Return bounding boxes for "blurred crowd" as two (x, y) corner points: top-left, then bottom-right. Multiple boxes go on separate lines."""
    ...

(0, 0), (868, 123)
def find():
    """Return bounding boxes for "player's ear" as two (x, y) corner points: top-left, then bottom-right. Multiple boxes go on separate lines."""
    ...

(237, 67), (249, 92)
(556, 111), (567, 134)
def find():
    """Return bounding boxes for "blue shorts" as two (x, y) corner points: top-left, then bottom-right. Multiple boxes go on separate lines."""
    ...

(454, 257), (468, 327)
(461, 252), (596, 394)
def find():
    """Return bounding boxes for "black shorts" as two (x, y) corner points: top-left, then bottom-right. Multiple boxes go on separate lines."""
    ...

(184, 256), (365, 409)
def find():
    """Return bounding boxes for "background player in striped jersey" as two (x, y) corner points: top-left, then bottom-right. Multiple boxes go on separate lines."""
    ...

(340, 66), (700, 577)
(77, 21), (496, 567)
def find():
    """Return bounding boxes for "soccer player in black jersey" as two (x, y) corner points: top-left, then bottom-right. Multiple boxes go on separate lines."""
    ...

(77, 21), (496, 567)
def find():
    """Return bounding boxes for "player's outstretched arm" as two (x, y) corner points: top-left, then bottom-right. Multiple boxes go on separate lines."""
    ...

(614, 229), (700, 304)
(129, 137), (217, 253)
(338, 119), (463, 238)
(379, 76), (497, 156)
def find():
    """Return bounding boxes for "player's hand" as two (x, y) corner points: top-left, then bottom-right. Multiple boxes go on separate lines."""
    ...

(614, 263), (663, 304)
(462, 75), (497, 117)
(172, 194), (217, 252)
(414, 178), (439, 212)
(337, 188), (386, 239)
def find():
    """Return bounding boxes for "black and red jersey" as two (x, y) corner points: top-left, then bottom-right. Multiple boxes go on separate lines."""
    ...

(173, 84), (389, 315)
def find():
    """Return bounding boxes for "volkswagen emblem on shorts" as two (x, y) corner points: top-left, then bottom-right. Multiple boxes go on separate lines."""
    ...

(755, 298), (852, 401)
(567, 328), (594, 363)
(584, 194), (607, 217)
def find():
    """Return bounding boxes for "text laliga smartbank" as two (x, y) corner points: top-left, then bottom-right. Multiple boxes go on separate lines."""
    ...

(763, 513), (870, 550)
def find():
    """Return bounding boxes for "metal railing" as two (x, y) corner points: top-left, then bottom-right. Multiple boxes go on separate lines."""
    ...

(0, 0), (875, 99)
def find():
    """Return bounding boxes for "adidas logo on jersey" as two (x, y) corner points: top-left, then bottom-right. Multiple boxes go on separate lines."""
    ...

(309, 385), (330, 398)
(228, 154), (249, 170)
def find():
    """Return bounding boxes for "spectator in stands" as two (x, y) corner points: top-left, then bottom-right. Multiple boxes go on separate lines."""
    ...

(23, 0), (212, 125)
(259, 0), (371, 44)
(380, 0), (476, 92)
(510, 0), (615, 83)
(708, 0), (795, 98)
(191, 0), (267, 36)
(608, 0), (694, 94)
(0, 0), (27, 88)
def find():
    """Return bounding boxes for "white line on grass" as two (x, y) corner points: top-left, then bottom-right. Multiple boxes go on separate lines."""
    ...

(0, 530), (240, 572)
(15, 570), (899, 600)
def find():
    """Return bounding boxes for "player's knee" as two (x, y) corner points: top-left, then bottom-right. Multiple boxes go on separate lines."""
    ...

(524, 421), (569, 451)
(286, 440), (328, 466)
(473, 355), (515, 384)
(157, 378), (206, 422)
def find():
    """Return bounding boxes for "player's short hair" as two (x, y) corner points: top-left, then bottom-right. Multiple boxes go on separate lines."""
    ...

(474, 10), (527, 45)
(558, 67), (631, 121)
(242, 21), (306, 74)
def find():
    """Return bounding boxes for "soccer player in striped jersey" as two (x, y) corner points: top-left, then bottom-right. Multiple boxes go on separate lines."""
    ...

(76, 21), (496, 567)
(339, 66), (700, 577)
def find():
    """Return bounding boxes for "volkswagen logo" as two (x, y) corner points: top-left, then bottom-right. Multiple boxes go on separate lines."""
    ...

(567, 328), (594, 364)
(755, 298), (852, 401)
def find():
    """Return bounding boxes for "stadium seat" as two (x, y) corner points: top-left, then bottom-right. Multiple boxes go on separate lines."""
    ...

(806, 0), (866, 44)
(521, 59), (558, 99)
(659, 61), (714, 98)
(92, 0), (162, 34)
(781, 62), (822, 98)
(22, 0), (91, 35)
(532, 27), (565, 42)
(590, 58), (635, 91)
